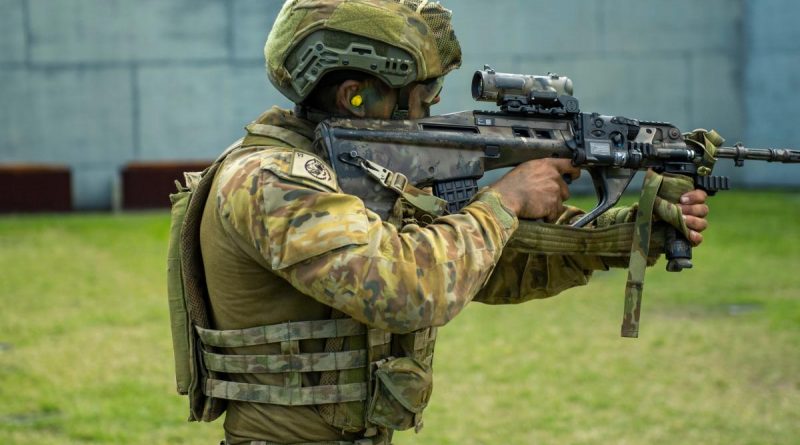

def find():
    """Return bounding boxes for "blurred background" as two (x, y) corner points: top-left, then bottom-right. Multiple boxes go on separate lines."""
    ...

(1, 0), (799, 211)
(1, 2), (799, 445)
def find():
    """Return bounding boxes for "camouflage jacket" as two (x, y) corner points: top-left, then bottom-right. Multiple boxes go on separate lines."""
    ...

(206, 107), (522, 332)
(199, 107), (623, 443)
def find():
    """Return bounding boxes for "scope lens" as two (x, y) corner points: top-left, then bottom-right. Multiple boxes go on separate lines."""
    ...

(471, 71), (485, 99)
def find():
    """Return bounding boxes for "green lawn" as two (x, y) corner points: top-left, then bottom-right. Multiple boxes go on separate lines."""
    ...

(1, 192), (798, 444)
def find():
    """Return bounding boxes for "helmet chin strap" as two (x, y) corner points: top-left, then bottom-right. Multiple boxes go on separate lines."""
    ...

(390, 85), (412, 120)
(390, 106), (410, 120)
(391, 77), (443, 120)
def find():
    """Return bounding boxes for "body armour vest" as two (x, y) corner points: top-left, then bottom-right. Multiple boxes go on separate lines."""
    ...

(171, 107), (437, 444)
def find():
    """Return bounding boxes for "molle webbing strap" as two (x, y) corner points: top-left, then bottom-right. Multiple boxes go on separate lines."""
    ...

(368, 329), (392, 348)
(412, 327), (436, 351)
(204, 379), (367, 405)
(621, 171), (663, 338)
(246, 435), (389, 445)
(410, 327), (437, 367)
(196, 319), (365, 347)
(282, 339), (301, 389)
(507, 220), (639, 256)
(198, 318), (371, 406)
(202, 350), (368, 374)
(318, 311), (390, 433)
(247, 442), (365, 445)
(247, 442), (372, 445)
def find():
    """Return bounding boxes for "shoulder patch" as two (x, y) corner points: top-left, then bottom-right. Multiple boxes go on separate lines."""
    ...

(260, 149), (339, 192)
(291, 151), (338, 190)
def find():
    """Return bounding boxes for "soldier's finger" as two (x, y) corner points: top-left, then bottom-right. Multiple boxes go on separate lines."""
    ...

(548, 158), (580, 179)
(688, 230), (703, 246)
(548, 204), (566, 223)
(680, 189), (708, 205)
(683, 215), (708, 232)
(567, 166), (581, 181)
(680, 203), (709, 218)
(561, 164), (581, 181)
(558, 177), (571, 201)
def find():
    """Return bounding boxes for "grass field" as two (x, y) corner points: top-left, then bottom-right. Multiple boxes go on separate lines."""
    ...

(1, 192), (799, 445)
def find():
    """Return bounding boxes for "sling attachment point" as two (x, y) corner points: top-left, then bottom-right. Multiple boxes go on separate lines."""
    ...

(338, 151), (448, 219)
(339, 152), (409, 194)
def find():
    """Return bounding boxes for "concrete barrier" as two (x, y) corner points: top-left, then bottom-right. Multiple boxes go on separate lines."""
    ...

(120, 161), (211, 210)
(0, 164), (72, 213)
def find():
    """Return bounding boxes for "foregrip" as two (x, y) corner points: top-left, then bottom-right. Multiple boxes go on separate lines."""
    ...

(665, 228), (693, 271)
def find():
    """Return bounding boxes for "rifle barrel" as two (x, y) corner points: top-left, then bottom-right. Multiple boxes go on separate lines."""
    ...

(716, 146), (800, 163)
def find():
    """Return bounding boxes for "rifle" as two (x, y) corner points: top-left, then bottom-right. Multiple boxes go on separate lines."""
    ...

(314, 65), (800, 337)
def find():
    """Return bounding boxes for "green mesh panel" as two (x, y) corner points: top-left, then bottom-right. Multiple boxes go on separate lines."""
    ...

(392, 0), (461, 76)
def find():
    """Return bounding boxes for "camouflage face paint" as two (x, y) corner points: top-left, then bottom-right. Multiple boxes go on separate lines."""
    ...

(393, 77), (444, 119)
(360, 81), (398, 119)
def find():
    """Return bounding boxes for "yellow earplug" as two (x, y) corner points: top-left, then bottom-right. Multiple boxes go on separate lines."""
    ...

(350, 95), (363, 107)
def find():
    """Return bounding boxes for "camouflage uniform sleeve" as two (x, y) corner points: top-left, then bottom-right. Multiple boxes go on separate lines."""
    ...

(216, 149), (518, 333)
(473, 204), (653, 305)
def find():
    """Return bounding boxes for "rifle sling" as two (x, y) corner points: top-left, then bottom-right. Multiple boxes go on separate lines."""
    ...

(508, 220), (639, 256)
(621, 171), (663, 338)
(354, 158), (449, 219)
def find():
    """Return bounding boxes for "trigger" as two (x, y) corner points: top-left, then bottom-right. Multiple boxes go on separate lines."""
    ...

(562, 174), (573, 185)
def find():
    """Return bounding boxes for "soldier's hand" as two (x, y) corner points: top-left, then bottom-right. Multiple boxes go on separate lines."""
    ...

(680, 189), (709, 246)
(490, 158), (580, 221)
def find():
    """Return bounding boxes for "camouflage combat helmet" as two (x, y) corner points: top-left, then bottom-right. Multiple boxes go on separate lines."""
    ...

(265, 0), (462, 103)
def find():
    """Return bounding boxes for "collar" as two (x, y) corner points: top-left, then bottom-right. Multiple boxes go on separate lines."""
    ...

(249, 106), (318, 141)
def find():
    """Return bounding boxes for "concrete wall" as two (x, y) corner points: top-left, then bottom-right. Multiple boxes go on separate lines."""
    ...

(0, 0), (798, 209)
(743, 0), (800, 184)
(0, 0), (290, 209)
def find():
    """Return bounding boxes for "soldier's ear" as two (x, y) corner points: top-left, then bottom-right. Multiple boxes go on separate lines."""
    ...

(337, 80), (366, 118)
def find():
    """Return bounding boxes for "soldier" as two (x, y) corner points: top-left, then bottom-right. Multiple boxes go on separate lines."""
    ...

(191, 1), (709, 444)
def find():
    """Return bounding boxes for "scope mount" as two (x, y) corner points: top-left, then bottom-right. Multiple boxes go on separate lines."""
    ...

(499, 92), (580, 115)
